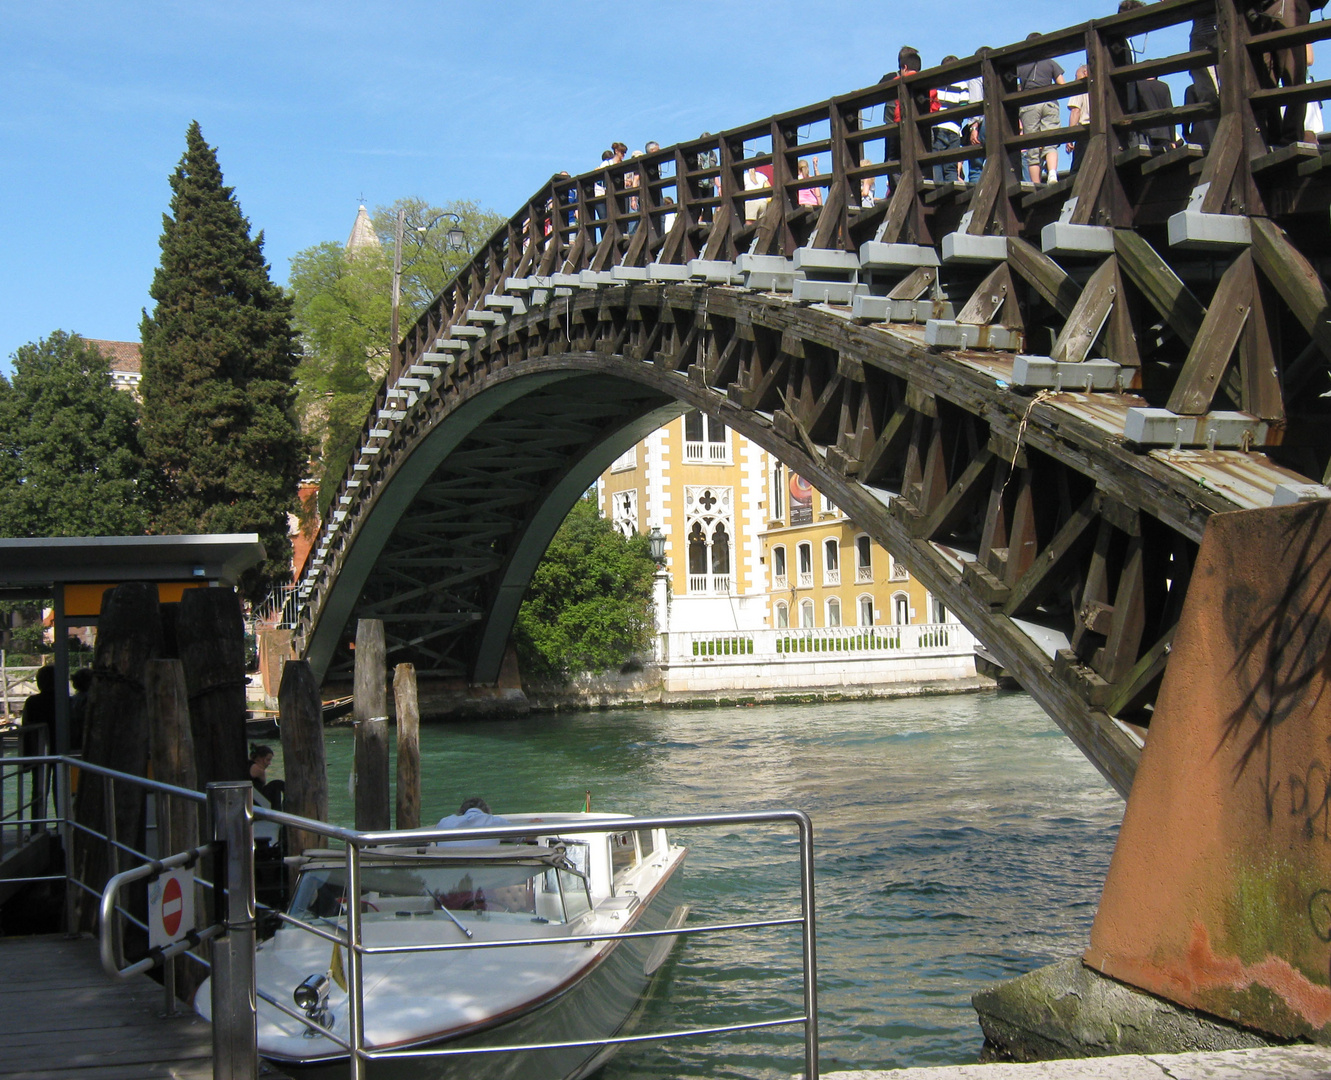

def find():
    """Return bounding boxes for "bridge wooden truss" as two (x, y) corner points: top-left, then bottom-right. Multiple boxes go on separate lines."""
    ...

(292, 0), (1331, 797)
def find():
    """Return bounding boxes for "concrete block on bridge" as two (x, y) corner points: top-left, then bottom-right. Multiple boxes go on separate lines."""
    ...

(926, 320), (1021, 351)
(688, 259), (743, 284)
(941, 230), (1009, 264)
(1272, 482), (1331, 506)
(1041, 221), (1115, 258)
(854, 295), (947, 324)
(646, 262), (692, 282)
(1012, 355), (1124, 392)
(858, 242), (940, 270)
(610, 265), (650, 282)
(484, 294), (527, 316)
(736, 254), (797, 292)
(1123, 408), (1269, 449)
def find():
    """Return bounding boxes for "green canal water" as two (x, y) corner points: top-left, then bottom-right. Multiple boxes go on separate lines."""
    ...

(273, 689), (1122, 1077)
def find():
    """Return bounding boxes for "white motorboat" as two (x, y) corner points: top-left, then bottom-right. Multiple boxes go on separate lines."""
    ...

(198, 812), (688, 1079)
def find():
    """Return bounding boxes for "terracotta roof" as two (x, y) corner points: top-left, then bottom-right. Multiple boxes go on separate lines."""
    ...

(87, 339), (141, 374)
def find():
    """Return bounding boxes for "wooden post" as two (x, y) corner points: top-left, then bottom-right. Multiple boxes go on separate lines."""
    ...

(73, 582), (161, 931)
(177, 587), (248, 789)
(145, 659), (200, 852)
(353, 619), (390, 832)
(144, 658), (202, 1006)
(393, 663), (420, 830)
(278, 659), (328, 858)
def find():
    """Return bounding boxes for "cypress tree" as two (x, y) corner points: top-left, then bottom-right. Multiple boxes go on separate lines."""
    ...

(139, 121), (304, 598)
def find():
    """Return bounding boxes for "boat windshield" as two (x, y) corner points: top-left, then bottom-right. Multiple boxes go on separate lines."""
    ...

(289, 861), (583, 925)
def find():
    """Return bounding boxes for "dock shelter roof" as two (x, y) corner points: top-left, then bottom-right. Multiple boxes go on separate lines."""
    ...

(0, 534), (264, 593)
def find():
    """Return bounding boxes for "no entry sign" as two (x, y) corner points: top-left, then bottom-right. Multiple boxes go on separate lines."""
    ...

(148, 868), (195, 950)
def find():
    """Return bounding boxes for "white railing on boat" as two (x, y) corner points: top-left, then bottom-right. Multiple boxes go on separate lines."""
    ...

(6, 750), (823, 1080)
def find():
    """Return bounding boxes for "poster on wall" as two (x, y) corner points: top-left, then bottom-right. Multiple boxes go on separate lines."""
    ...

(790, 473), (813, 525)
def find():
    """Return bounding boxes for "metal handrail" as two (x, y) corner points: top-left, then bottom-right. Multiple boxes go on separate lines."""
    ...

(8, 754), (821, 1080)
(274, 808), (820, 1080)
(99, 842), (220, 979)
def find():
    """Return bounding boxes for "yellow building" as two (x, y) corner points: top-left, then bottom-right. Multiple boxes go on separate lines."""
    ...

(598, 411), (978, 696)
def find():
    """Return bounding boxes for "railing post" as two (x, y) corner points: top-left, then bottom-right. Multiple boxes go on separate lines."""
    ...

(797, 811), (819, 1079)
(60, 757), (76, 934)
(345, 842), (366, 1080)
(208, 781), (257, 1080)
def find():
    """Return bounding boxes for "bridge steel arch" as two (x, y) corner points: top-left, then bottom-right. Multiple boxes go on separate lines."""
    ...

(292, 0), (1331, 799)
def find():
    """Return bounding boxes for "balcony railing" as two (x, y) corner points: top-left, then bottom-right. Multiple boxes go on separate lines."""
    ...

(666, 623), (972, 663)
(797, 571), (813, 589)
(824, 568), (840, 586)
(773, 574), (788, 589)
(688, 573), (732, 594)
(683, 441), (730, 464)
(856, 566), (873, 584)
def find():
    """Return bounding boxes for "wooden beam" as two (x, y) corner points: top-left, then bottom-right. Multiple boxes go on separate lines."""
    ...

(1052, 256), (1117, 364)
(1007, 237), (1082, 319)
(1166, 251), (1252, 416)
(1004, 492), (1099, 617)
(1251, 217), (1331, 366)
(1114, 229), (1206, 344)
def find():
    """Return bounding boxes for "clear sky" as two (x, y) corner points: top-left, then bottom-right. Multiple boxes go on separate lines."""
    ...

(4, 0), (1130, 373)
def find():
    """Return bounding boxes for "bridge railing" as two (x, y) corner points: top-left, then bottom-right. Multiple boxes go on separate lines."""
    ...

(297, 0), (1331, 649)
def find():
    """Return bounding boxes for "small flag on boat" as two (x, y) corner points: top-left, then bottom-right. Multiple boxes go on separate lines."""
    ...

(330, 942), (347, 992)
(584, 790), (591, 813)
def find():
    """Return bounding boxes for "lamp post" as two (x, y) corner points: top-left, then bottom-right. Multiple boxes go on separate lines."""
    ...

(391, 209), (467, 366)
(647, 525), (670, 662)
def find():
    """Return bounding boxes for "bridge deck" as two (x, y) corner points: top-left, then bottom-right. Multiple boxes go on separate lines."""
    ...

(0, 934), (290, 1079)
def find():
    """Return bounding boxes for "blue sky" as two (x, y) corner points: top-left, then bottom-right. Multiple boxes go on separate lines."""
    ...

(3, 0), (1130, 373)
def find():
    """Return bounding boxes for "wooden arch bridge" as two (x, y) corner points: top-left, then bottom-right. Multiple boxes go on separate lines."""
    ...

(291, 0), (1331, 800)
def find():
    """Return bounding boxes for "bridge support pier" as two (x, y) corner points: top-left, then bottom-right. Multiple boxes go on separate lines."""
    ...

(1085, 500), (1331, 1044)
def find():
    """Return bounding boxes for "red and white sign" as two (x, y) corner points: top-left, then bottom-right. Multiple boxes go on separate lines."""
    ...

(148, 868), (195, 949)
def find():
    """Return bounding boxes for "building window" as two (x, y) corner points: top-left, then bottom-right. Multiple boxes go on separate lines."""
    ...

(823, 538), (840, 586)
(683, 410), (729, 463)
(823, 493), (838, 517)
(827, 598), (841, 627)
(610, 445), (637, 472)
(931, 595), (948, 623)
(856, 534), (873, 583)
(797, 542), (813, 589)
(858, 594), (875, 626)
(685, 485), (733, 594)
(892, 592), (910, 626)
(770, 462), (784, 522)
(800, 599), (815, 628)
(772, 545), (787, 589)
(611, 489), (638, 538)
(776, 601), (789, 628)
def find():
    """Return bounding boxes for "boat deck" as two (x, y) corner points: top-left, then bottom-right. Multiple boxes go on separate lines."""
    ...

(0, 933), (291, 1079)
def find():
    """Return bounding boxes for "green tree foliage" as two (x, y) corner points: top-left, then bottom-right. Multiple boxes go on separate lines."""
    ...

(0, 331), (146, 538)
(138, 122), (304, 597)
(513, 498), (658, 681)
(288, 197), (505, 512)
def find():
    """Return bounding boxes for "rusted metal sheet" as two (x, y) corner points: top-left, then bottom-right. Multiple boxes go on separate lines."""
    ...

(1086, 500), (1331, 1043)
(1149, 450), (1315, 510)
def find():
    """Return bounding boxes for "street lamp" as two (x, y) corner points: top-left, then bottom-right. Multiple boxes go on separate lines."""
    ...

(391, 208), (467, 365)
(647, 525), (667, 566)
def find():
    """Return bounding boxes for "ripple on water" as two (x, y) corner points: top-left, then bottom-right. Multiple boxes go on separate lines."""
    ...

(280, 690), (1120, 1075)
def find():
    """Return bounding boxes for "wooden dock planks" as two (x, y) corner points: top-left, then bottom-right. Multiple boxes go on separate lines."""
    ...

(0, 934), (290, 1079)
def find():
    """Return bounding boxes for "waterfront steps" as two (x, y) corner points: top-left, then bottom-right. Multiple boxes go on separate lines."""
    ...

(826, 1045), (1331, 1079)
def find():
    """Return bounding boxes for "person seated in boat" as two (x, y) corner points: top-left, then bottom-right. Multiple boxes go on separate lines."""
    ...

(433, 797), (512, 847)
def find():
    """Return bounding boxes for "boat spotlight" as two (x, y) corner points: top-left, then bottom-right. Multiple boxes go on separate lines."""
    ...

(294, 972), (332, 1032)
